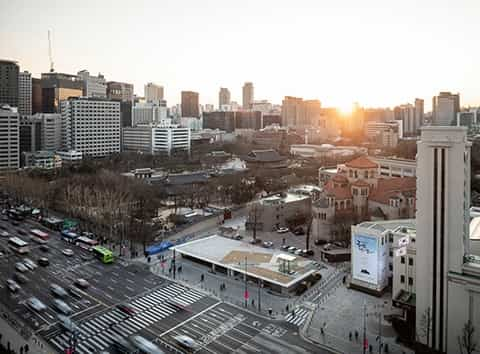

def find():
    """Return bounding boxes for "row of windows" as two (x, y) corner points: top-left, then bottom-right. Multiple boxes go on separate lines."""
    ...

(400, 256), (414, 266)
(400, 275), (414, 285)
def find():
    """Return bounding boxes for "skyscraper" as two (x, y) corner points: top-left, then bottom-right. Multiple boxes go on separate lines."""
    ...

(181, 91), (199, 117)
(19, 115), (42, 154)
(0, 59), (19, 107)
(41, 72), (83, 113)
(242, 82), (254, 109)
(414, 98), (424, 129)
(0, 105), (19, 170)
(219, 87), (231, 108)
(107, 81), (134, 127)
(77, 70), (107, 98)
(144, 83), (164, 103)
(432, 92), (460, 126)
(281, 96), (304, 127)
(18, 71), (32, 116)
(415, 126), (471, 353)
(31, 78), (42, 114)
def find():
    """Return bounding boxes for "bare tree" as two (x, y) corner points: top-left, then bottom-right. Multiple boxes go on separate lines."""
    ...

(458, 320), (477, 354)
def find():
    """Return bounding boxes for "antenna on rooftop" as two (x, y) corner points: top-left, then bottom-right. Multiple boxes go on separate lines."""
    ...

(48, 30), (54, 72)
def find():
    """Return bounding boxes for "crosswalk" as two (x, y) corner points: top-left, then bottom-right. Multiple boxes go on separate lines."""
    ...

(48, 283), (206, 354)
(284, 307), (310, 327)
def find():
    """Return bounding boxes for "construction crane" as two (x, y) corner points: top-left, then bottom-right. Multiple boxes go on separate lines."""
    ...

(48, 30), (54, 72)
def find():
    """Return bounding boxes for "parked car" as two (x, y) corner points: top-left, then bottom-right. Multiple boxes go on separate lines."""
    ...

(276, 227), (289, 234)
(38, 257), (49, 266)
(293, 227), (305, 235)
(40, 245), (50, 252)
(287, 246), (297, 253)
(74, 278), (90, 289)
(57, 314), (79, 333)
(262, 241), (273, 248)
(0, 231), (9, 237)
(14, 273), (29, 284)
(50, 284), (68, 298)
(1, 216), (8, 221)
(17, 229), (27, 236)
(62, 249), (74, 256)
(68, 286), (83, 299)
(294, 249), (303, 256)
(314, 239), (327, 246)
(116, 304), (135, 316)
(52, 299), (72, 315)
(249, 238), (262, 244)
(281, 245), (290, 251)
(23, 258), (37, 270)
(15, 262), (28, 273)
(173, 335), (198, 350)
(11, 220), (20, 226)
(6, 279), (20, 292)
(129, 335), (164, 353)
(27, 297), (47, 312)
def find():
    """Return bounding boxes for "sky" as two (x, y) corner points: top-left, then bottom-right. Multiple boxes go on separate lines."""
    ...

(1, 0), (479, 110)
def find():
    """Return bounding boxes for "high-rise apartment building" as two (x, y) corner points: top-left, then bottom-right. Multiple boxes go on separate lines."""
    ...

(60, 97), (120, 157)
(281, 96), (304, 127)
(219, 87), (230, 108)
(18, 71), (32, 115)
(32, 78), (42, 114)
(0, 59), (19, 107)
(77, 70), (107, 98)
(414, 98), (424, 129)
(132, 102), (169, 126)
(41, 72), (83, 113)
(242, 82), (254, 109)
(181, 91), (199, 117)
(415, 126), (471, 353)
(19, 115), (42, 154)
(0, 105), (19, 170)
(432, 92), (460, 126)
(144, 83), (164, 103)
(34, 113), (62, 151)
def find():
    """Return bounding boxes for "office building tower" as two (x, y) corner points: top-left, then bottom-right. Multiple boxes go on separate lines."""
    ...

(122, 125), (191, 155)
(0, 59), (19, 107)
(32, 78), (42, 114)
(144, 83), (164, 103)
(242, 82), (254, 109)
(414, 98), (424, 129)
(41, 72), (83, 113)
(107, 81), (134, 102)
(33, 113), (62, 151)
(0, 105), (19, 170)
(132, 102), (169, 126)
(77, 70), (107, 98)
(181, 91), (199, 117)
(18, 71), (32, 116)
(219, 87), (230, 108)
(432, 92), (460, 126)
(416, 126), (471, 353)
(19, 116), (42, 154)
(60, 97), (120, 157)
(281, 96), (304, 127)
(398, 104), (416, 135)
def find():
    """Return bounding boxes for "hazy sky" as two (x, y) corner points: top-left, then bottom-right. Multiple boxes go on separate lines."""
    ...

(1, 0), (479, 110)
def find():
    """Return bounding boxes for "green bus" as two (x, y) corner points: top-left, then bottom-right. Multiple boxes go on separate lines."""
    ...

(92, 246), (114, 264)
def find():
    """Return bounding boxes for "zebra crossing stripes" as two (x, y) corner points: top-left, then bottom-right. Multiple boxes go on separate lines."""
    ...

(284, 308), (310, 326)
(48, 284), (206, 354)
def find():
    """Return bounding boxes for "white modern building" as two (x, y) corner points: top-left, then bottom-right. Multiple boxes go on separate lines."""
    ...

(132, 102), (168, 126)
(18, 71), (32, 116)
(77, 70), (107, 98)
(370, 156), (416, 178)
(60, 97), (120, 157)
(365, 121), (401, 148)
(0, 105), (19, 170)
(415, 126), (479, 354)
(144, 82), (164, 103)
(122, 124), (191, 156)
(36, 113), (62, 151)
(56, 150), (83, 163)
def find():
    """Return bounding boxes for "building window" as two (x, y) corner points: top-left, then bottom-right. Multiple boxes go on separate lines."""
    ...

(408, 257), (414, 266)
(353, 188), (358, 196)
(389, 250), (393, 257)
(389, 264), (393, 271)
(400, 275), (405, 283)
(401, 256), (405, 264)
(364, 171), (368, 179)
(408, 277), (413, 286)
(389, 235), (393, 243)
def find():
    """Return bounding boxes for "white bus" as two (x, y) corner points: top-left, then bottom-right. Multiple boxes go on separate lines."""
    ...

(75, 236), (99, 251)
(8, 237), (30, 254)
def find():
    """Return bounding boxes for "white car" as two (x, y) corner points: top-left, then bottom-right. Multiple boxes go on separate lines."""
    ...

(15, 262), (28, 273)
(0, 231), (9, 237)
(276, 227), (289, 234)
(6, 279), (20, 292)
(173, 335), (198, 349)
(51, 284), (68, 297)
(62, 248), (74, 256)
(27, 297), (47, 312)
(129, 335), (164, 354)
(23, 258), (37, 270)
(52, 299), (72, 315)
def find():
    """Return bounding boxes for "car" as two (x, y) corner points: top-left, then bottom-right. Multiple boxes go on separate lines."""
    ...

(314, 239), (327, 246)
(249, 238), (262, 244)
(17, 229), (27, 236)
(31, 237), (47, 244)
(52, 299), (72, 315)
(68, 286), (83, 299)
(23, 258), (37, 270)
(287, 246), (297, 253)
(11, 220), (20, 226)
(129, 335), (164, 354)
(50, 284), (68, 298)
(15, 262), (28, 273)
(14, 273), (29, 284)
(1, 216), (8, 221)
(173, 335), (198, 350)
(0, 230), (9, 237)
(38, 257), (49, 266)
(262, 241), (273, 248)
(62, 248), (74, 256)
(111, 337), (138, 354)
(6, 279), (20, 292)
(293, 227), (305, 235)
(57, 314), (79, 333)
(281, 244), (290, 251)
(74, 278), (90, 289)
(233, 234), (243, 240)
(40, 245), (49, 252)
(116, 304), (135, 316)
(294, 249), (303, 255)
(27, 297), (47, 312)
(276, 227), (289, 234)
(303, 249), (315, 256)
(80, 254), (93, 261)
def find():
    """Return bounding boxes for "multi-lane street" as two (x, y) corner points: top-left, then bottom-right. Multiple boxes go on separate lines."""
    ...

(0, 213), (331, 353)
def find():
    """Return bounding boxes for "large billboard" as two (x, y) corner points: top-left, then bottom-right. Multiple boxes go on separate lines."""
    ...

(352, 234), (378, 285)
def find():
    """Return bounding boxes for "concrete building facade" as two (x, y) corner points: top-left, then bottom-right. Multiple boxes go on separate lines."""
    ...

(144, 82), (164, 103)
(218, 87), (230, 108)
(242, 82), (254, 109)
(132, 102), (168, 126)
(0, 105), (19, 170)
(76, 70), (107, 98)
(181, 91), (199, 117)
(0, 59), (19, 107)
(35, 113), (62, 151)
(18, 71), (32, 115)
(432, 92), (460, 126)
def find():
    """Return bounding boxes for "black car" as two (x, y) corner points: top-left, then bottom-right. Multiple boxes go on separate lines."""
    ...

(17, 229), (27, 236)
(293, 227), (305, 235)
(38, 257), (49, 266)
(14, 273), (29, 284)
(314, 239), (327, 246)
(39, 245), (49, 252)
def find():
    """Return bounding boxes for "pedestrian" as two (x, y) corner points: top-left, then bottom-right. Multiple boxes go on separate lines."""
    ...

(320, 328), (324, 335)
(369, 344), (372, 353)
(354, 330), (358, 340)
(252, 299), (255, 306)
(349, 332), (352, 341)
(291, 310), (295, 318)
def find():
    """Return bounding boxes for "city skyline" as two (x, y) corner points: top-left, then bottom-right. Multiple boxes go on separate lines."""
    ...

(1, 0), (480, 110)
